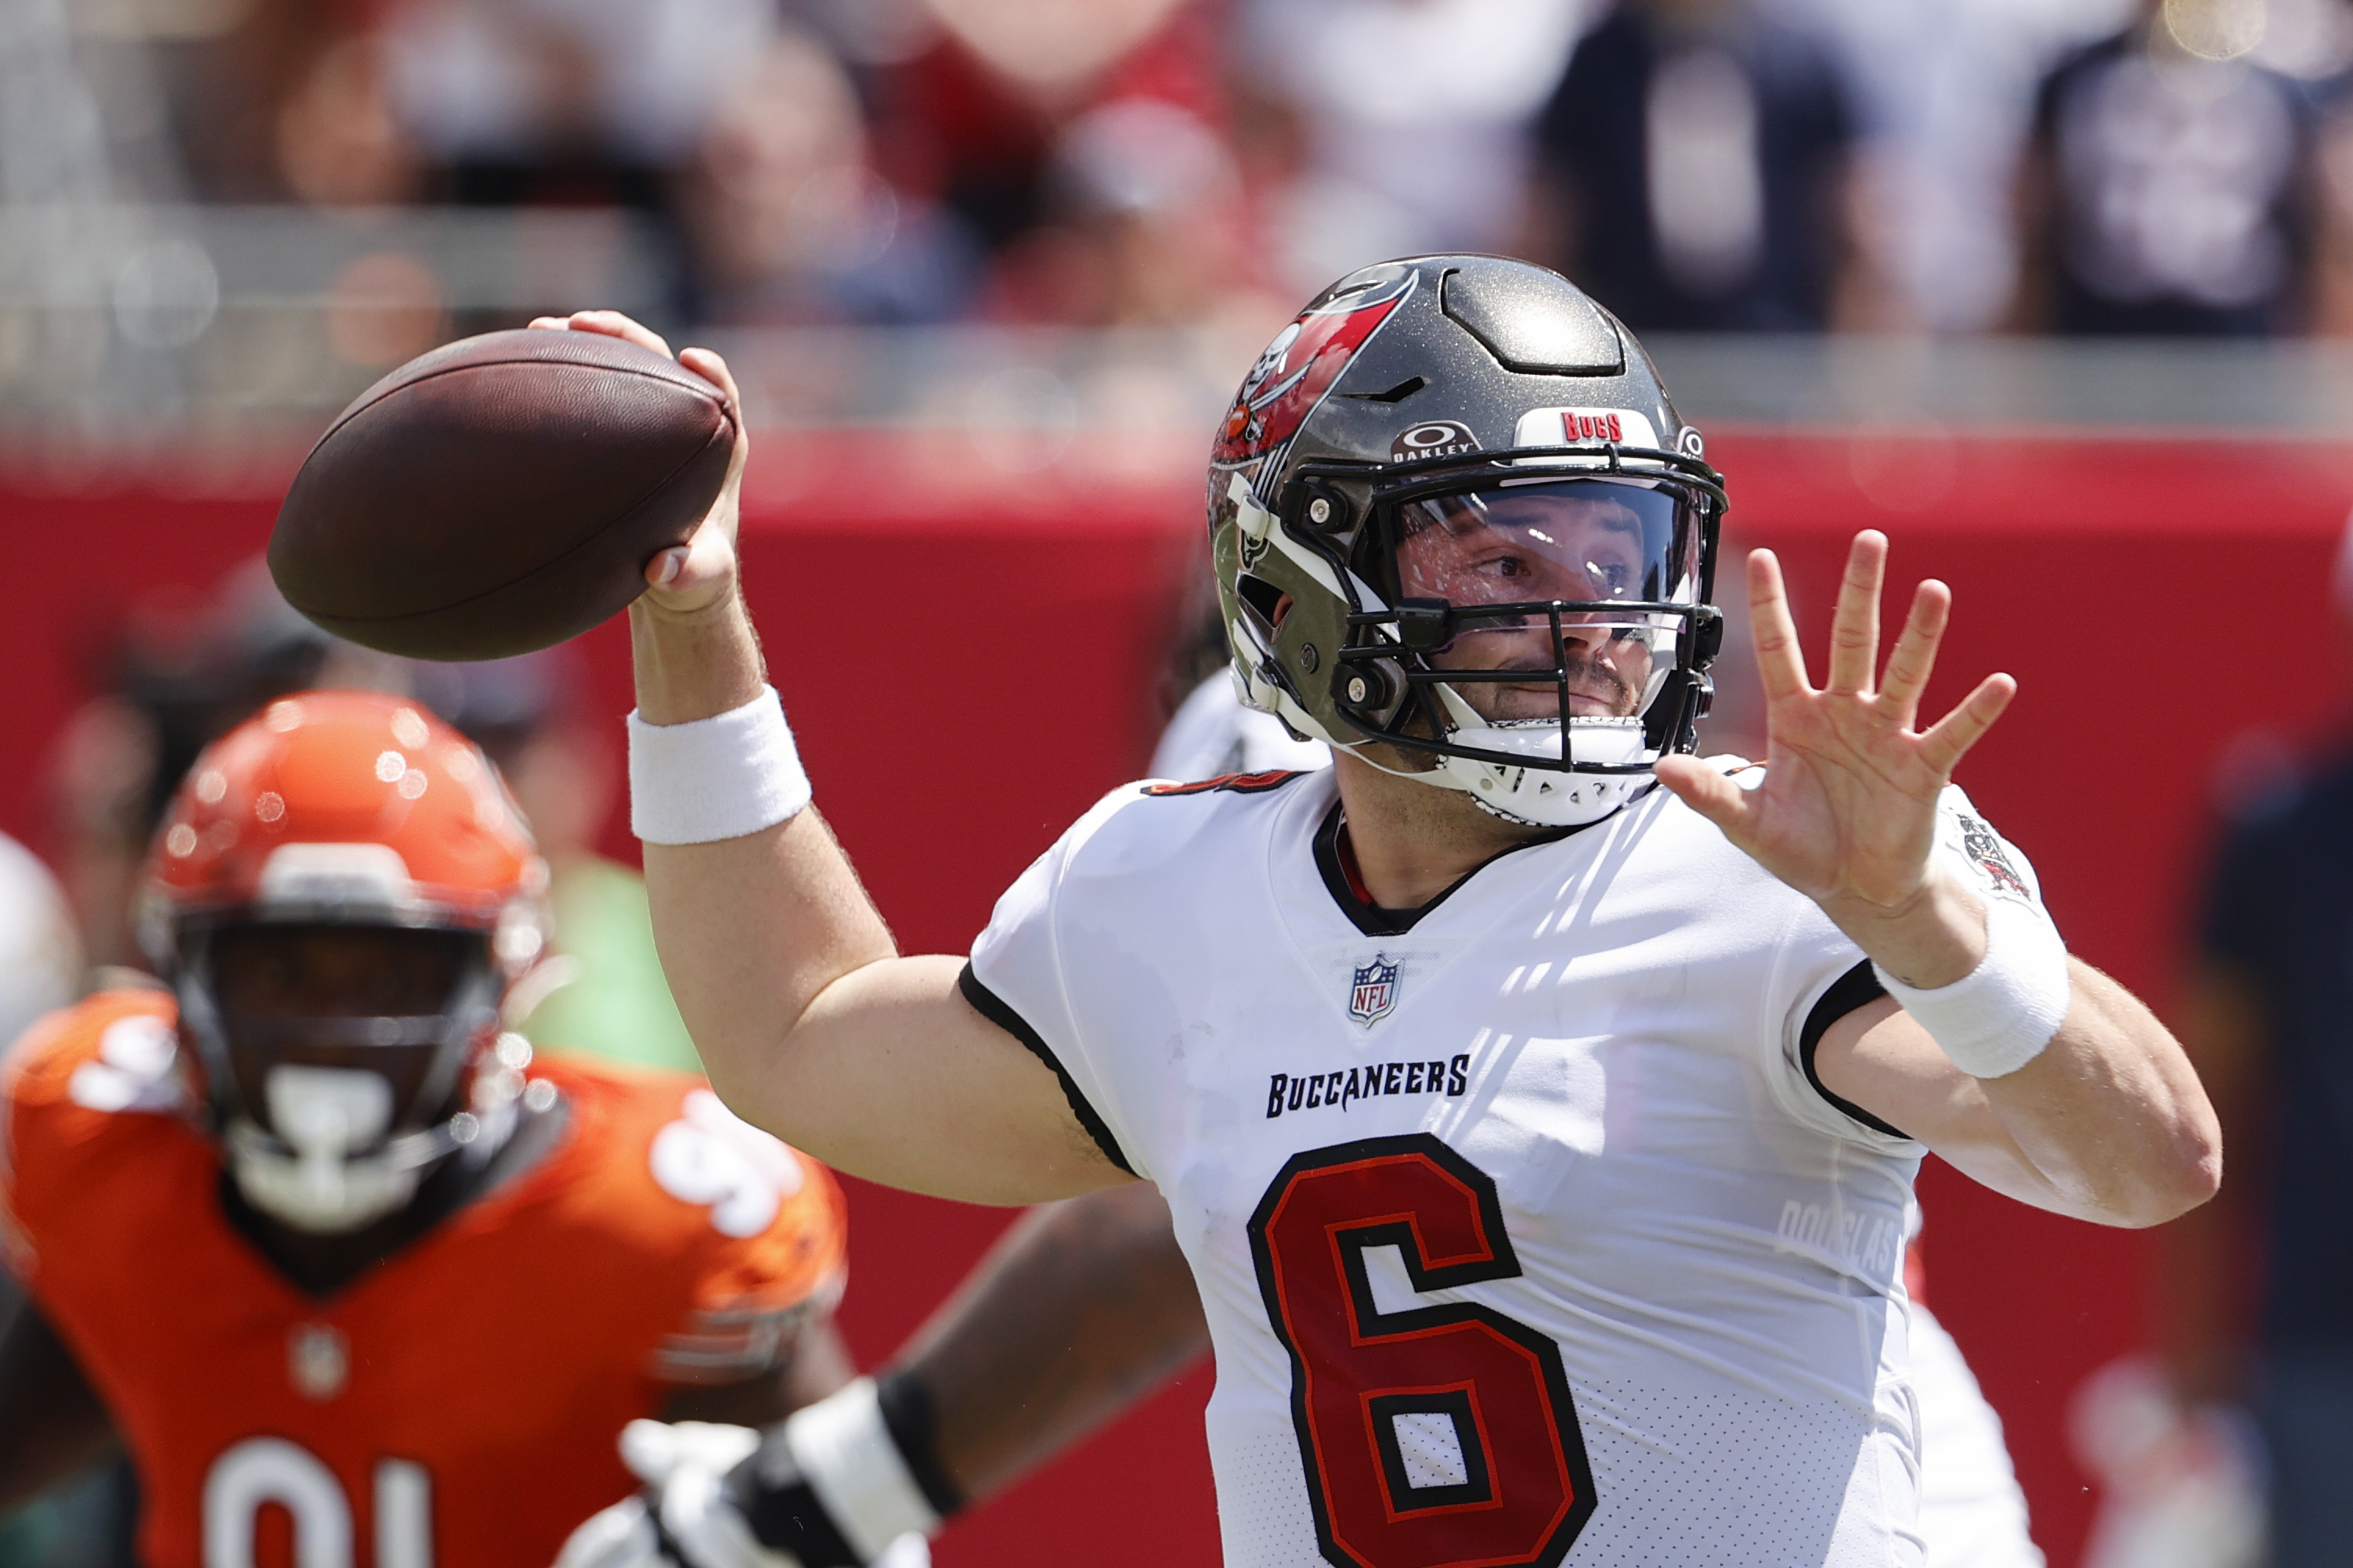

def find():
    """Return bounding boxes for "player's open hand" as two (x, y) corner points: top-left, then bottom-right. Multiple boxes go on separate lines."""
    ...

(529, 310), (748, 618)
(1652, 531), (2014, 943)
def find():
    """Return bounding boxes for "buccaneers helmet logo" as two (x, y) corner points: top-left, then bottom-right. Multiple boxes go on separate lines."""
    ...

(1211, 274), (1416, 474)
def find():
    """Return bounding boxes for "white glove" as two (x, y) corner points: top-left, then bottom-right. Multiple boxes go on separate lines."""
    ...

(552, 1401), (938, 1568)
(554, 1422), (793, 1568)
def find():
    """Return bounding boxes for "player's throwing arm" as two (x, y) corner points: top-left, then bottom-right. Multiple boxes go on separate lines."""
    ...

(547, 312), (1131, 1207)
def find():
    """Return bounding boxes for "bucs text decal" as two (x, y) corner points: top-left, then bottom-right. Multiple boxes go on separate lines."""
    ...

(1212, 274), (1416, 477)
(1250, 1135), (1595, 1568)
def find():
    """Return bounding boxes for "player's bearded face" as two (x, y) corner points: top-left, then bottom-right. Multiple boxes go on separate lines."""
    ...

(1394, 489), (1655, 723)
(208, 924), (478, 1125)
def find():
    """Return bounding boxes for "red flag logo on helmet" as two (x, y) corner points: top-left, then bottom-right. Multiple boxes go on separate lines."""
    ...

(1211, 274), (1416, 474)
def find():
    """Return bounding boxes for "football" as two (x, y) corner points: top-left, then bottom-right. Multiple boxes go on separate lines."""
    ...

(268, 328), (736, 661)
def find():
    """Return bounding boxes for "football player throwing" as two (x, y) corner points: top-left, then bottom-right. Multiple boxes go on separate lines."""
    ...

(0, 691), (854, 1568)
(554, 257), (2216, 1566)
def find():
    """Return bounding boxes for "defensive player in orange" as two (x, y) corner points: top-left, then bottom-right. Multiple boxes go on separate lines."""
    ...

(0, 690), (854, 1568)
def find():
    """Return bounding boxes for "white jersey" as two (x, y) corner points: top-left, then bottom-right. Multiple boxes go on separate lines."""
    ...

(969, 764), (2043, 1566)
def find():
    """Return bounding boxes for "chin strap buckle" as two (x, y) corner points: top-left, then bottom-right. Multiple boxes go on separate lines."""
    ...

(1229, 474), (1278, 546)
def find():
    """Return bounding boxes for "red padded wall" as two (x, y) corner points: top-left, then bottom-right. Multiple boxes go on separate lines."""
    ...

(5, 425), (2348, 1567)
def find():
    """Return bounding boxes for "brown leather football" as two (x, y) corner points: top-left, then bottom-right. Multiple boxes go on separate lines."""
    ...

(269, 329), (735, 661)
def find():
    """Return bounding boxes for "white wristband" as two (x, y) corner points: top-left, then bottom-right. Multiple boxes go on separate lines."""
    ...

(628, 687), (811, 845)
(780, 1378), (940, 1560)
(1872, 894), (2071, 1080)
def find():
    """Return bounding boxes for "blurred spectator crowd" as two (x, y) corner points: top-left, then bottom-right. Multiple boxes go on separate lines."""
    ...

(23, 0), (2353, 341)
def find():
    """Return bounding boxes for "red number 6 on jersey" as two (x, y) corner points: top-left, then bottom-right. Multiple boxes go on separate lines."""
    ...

(1248, 1134), (1596, 1568)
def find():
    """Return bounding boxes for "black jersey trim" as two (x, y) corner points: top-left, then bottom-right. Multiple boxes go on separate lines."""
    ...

(1799, 961), (1909, 1141)
(876, 1368), (966, 1517)
(1311, 801), (1581, 937)
(956, 964), (1135, 1176)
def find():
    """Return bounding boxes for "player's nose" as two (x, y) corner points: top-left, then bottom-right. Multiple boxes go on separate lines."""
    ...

(1554, 615), (1612, 654)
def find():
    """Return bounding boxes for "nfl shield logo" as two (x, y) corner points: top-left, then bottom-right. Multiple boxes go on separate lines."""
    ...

(1348, 954), (1400, 1026)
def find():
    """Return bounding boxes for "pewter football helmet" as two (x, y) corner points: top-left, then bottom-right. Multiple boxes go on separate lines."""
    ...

(1207, 255), (1727, 827)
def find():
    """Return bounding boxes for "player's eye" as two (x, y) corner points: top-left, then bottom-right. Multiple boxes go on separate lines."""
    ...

(1585, 560), (1633, 596)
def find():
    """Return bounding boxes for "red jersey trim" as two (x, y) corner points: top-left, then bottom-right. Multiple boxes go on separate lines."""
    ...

(1143, 770), (1305, 797)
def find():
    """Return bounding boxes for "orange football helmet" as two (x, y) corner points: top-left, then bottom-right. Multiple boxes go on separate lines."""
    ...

(139, 690), (553, 1231)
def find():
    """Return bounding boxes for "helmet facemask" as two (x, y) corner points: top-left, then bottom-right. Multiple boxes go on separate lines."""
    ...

(1229, 449), (1725, 828)
(175, 918), (525, 1234)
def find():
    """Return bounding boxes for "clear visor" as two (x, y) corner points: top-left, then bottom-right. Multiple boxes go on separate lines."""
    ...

(1385, 478), (1705, 724)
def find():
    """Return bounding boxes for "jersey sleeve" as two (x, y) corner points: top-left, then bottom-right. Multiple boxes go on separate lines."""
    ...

(1763, 899), (1914, 1149)
(0, 994), (184, 1282)
(643, 1088), (851, 1386)
(1767, 782), (2047, 1148)
(1925, 783), (2048, 911)
(964, 786), (1149, 1180)
(1768, 943), (1913, 1148)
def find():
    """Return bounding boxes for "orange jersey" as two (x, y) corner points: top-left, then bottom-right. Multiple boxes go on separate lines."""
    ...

(0, 991), (848, 1568)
